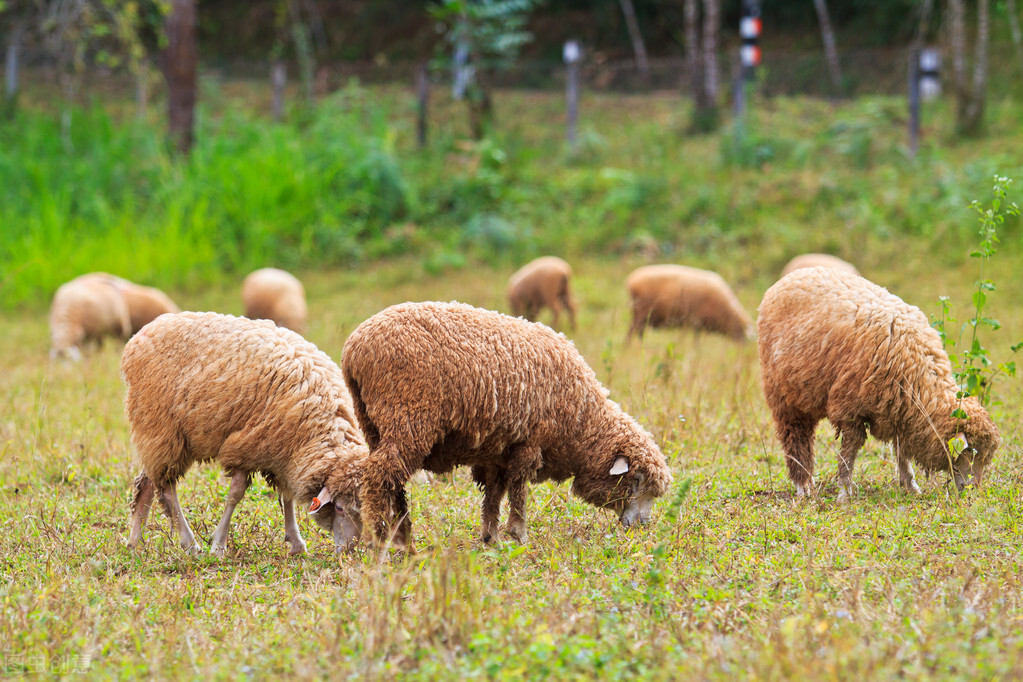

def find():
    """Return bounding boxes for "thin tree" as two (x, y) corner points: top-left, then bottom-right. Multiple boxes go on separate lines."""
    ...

(618, 0), (649, 78)
(3, 17), (24, 116)
(812, 0), (842, 92)
(949, 0), (990, 136)
(164, 0), (197, 154)
(1006, 0), (1023, 74)
(683, 0), (720, 132)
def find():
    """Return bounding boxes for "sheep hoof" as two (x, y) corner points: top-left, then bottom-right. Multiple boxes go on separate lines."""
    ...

(210, 544), (227, 558)
(504, 524), (528, 544)
(287, 539), (307, 556)
(836, 488), (852, 505)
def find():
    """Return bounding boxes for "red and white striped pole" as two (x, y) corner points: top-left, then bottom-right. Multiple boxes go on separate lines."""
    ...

(740, 4), (762, 81)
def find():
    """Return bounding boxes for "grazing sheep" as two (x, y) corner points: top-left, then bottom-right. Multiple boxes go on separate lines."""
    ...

(124, 312), (366, 555)
(49, 274), (132, 361)
(242, 267), (307, 334)
(507, 256), (577, 330)
(781, 253), (859, 278)
(342, 301), (673, 549)
(626, 264), (754, 342)
(758, 266), (1001, 500)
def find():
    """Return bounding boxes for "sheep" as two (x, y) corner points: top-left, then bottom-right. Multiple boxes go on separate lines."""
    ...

(625, 264), (754, 342)
(242, 267), (308, 334)
(124, 311), (366, 556)
(507, 256), (577, 330)
(781, 253), (859, 278)
(757, 266), (1001, 501)
(49, 273), (132, 361)
(341, 300), (673, 549)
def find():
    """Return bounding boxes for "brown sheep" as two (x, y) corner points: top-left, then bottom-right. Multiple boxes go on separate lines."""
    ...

(758, 266), (1001, 500)
(341, 301), (673, 550)
(242, 267), (307, 334)
(507, 256), (577, 330)
(124, 312), (366, 555)
(626, 264), (754, 342)
(781, 253), (859, 278)
(49, 274), (132, 361)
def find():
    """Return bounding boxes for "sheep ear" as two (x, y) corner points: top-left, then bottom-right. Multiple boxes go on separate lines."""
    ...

(609, 456), (629, 476)
(309, 486), (332, 514)
(950, 433), (969, 455)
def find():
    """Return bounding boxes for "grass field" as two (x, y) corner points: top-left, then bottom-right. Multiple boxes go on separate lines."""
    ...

(2, 244), (1022, 678)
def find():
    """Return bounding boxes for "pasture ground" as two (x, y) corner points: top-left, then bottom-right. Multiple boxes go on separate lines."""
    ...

(2, 250), (1022, 678)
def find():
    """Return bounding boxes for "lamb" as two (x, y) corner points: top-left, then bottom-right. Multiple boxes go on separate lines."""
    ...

(757, 266), (1001, 501)
(507, 256), (577, 330)
(341, 300), (673, 549)
(49, 273), (132, 361)
(625, 264), (754, 342)
(242, 267), (308, 334)
(781, 253), (859, 278)
(124, 311), (366, 555)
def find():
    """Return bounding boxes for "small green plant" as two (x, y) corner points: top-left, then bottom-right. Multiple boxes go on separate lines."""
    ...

(933, 175), (1023, 409)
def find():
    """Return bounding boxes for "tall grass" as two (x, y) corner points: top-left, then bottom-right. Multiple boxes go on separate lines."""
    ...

(2, 85), (1022, 309)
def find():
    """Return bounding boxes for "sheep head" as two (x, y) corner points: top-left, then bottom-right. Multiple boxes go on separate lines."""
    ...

(571, 432), (672, 527)
(949, 397), (1001, 490)
(309, 486), (363, 553)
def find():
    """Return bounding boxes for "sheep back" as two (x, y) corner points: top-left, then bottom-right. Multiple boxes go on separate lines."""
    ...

(242, 267), (308, 334)
(626, 264), (753, 341)
(781, 253), (859, 278)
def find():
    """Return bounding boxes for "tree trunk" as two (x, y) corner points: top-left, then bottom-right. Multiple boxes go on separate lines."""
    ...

(701, 0), (719, 102)
(1008, 0), (1023, 73)
(961, 0), (989, 135)
(618, 0), (650, 78)
(684, 0), (701, 104)
(165, 0), (198, 154)
(135, 58), (150, 121)
(812, 0), (843, 92)
(949, 0), (967, 107)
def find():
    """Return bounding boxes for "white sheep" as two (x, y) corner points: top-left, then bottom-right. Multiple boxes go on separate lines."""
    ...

(49, 274), (132, 361)
(758, 266), (1001, 500)
(781, 253), (859, 278)
(242, 267), (308, 334)
(124, 312), (366, 555)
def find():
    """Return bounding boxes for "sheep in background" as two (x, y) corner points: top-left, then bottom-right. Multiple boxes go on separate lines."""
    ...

(124, 312), (366, 556)
(507, 256), (577, 330)
(758, 266), (1001, 500)
(49, 274), (132, 361)
(342, 301), (673, 549)
(242, 267), (307, 334)
(626, 264), (754, 342)
(781, 253), (859, 278)
(81, 273), (180, 334)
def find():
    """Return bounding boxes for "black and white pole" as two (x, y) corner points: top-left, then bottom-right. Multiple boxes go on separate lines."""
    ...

(908, 47), (940, 159)
(735, 1), (761, 120)
(564, 40), (581, 150)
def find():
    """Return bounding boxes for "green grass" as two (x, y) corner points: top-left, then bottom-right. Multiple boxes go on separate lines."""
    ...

(2, 249), (1022, 678)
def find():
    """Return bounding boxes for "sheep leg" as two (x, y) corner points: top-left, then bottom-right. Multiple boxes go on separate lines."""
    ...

(158, 481), (199, 554)
(127, 472), (155, 548)
(776, 413), (817, 497)
(281, 495), (307, 555)
(474, 465), (507, 544)
(836, 422), (867, 504)
(210, 470), (249, 556)
(897, 445), (922, 494)
(505, 444), (541, 543)
(562, 294), (577, 331)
